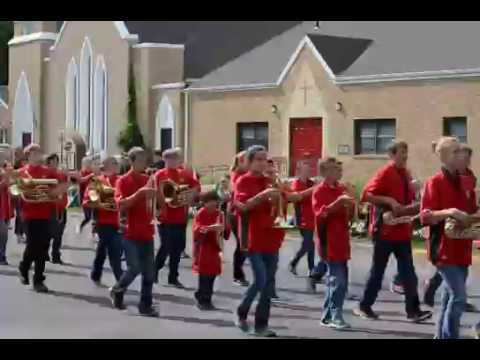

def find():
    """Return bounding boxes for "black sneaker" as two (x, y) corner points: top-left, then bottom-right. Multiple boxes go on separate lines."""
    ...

(252, 327), (277, 337)
(18, 267), (29, 285)
(45, 255), (51, 262)
(465, 302), (478, 313)
(168, 280), (185, 289)
(51, 258), (64, 265)
(353, 306), (379, 320)
(407, 310), (433, 323)
(33, 283), (49, 293)
(196, 302), (216, 311)
(233, 279), (250, 287)
(288, 262), (298, 276)
(138, 305), (159, 317)
(109, 287), (126, 310)
(307, 277), (317, 294)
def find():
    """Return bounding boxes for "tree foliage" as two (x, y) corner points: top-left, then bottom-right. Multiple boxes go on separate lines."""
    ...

(0, 21), (13, 85)
(117, 65), (145, 152)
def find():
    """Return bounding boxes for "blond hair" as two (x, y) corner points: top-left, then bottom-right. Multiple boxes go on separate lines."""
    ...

(434, 137), (458, 156)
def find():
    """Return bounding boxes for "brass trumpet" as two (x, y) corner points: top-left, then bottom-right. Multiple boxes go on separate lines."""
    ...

(87, 177), (116, 211)
(270, 176), (295, 229)
(9, 175), (59, 203)
(160, 179), (192, 208)
(444, 215), (480, 240)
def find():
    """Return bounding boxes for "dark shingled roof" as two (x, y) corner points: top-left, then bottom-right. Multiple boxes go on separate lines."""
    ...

(124, 21), (302, 79)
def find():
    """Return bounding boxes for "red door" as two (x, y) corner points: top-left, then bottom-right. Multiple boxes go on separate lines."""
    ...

(290, 118), (323, 176)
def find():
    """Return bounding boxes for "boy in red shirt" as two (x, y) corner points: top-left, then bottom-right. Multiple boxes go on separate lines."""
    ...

(353, 141), (432, 322)
(313, 158), (354, 329)
(0, 146), (14, 265)
(84, 156), (123, 285)
(154, 148), (200, 288)
(46, 154), (69, 264)
(421, 137), (478, 339)
(109, 147), (158, 317)
(229, 151), (250, 286)
(78, 156), (93, 234)
(13, 148), (26, 243)
(18, 144), (68, 293)
(233, 145), (284, 337)
(192, 191), (228, 310)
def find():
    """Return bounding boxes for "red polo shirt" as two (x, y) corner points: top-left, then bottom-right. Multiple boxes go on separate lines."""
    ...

(83, 174), (119, 228)
(234, 171), (284, 253)
(291, 178), (315, 230)
(313, 181), (351, 262)
(115, 170), (154, 242)
(362, 162), (415, 242)
(192, 207), (222, 276)
(155, 167), (200, 225)
(19, 164), (59, 221)
(421, 169), (477, 267)
(54, 170), (68, 212)
(230, 170), (246, 217)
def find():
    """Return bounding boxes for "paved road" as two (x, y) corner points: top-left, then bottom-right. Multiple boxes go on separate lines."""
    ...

(1, 212), (479, 339)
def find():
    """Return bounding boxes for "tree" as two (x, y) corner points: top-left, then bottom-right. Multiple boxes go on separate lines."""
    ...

(117, 65), (145, 152)
(0, 21), (13, 86)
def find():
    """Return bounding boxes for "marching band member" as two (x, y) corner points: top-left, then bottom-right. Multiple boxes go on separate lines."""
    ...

(109, 147), (158, 317)
(421, 137), (478, 339)
(192, 191), (229, 310)
(233, 145), (284, 337)
(84, 156), (123, 285)
(0, 147), (14, 265)
(313, 158), (355, 329)
(13, 147), (26, 243)
(18, 144), (68, 293)
(154, 148), (200, 288)
(229, 151), (250, 287)
(45, 154), (68, 264)
(353, 140), (432, 322)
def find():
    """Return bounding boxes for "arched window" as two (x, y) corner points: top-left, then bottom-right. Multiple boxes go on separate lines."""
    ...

(93, 56), (107, 154)
(79, 37), (93, 149)
(155, 95), (175, 153)
(12, 71), (34, 148)
(65, 58), (78, 131)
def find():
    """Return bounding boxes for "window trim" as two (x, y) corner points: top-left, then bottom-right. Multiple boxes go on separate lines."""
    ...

(354, 118), (396, 155)
(237, 122), (269, 153)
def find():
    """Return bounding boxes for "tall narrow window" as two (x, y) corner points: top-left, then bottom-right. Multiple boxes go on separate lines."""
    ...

(155, 95), (175, 153)
(93, 56), (107, 154)
(65, 58), (78, 131)
(12, 72), (34, 148)
(79, 38), (93, 149)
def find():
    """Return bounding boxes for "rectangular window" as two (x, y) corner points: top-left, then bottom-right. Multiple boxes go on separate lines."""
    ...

(160, 128), (173, 154)
(0, 129), (7, 143)
(237, 122), (269, 152)
(354, 119), (396, 155)
(22, 132), (32, 148)
(443, 117), (467, 143)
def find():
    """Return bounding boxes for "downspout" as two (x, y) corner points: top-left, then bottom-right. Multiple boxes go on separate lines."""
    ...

(184, 89), (190, 164)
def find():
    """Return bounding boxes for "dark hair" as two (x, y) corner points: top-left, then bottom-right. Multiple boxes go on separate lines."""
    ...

(246, 145), (266, 163)
(318, 157), (338, 176)
(201, 190), (220, 204)
(387, 140), (408, 155)
(46, 153), (59, 164)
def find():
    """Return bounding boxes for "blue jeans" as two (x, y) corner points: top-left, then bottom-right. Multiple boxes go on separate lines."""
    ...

(311, 260), (328, 280)
(115, 239), (155, 308)
(155, 224), (186, 283)
(436, 265), (468, 339)
(322, 261), (349, 322)
(291, 229), (315, 271)
(91, 225), (123, 282)
(360, 239), (421, 316)
(237, 252), (278, 330)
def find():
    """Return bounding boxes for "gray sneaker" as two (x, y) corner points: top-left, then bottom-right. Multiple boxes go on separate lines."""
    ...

(234, 315), (250, 333)
(319, 318), (331, 327)
(329, 318), (351, 330)
(252, 327), (277, 337)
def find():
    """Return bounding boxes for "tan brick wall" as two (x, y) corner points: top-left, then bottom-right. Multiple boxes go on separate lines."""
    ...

(190, 46), (480, 184)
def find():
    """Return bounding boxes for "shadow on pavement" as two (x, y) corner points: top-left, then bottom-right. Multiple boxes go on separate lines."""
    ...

(62, 245), (96, 252)
(347, 326), (433, 339)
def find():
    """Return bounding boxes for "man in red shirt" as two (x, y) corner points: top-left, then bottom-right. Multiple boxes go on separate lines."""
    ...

(421, 137), (478, 339)
(0, 146), (14, 265)
(353, 141), (432, 322)
(109, 147), (158, 317)
(18, 144), (68, 293)
(45, 154), (69, 264)
(313, 158), (355, 329)
(84, 156), (123, 285)
(233, 145), (284, 337)
(154, 148), (200, 288)
(229, 150), (249, 286)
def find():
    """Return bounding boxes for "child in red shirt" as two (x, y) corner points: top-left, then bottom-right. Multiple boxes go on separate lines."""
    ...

(233, 145), (283, 337)
(78, 156), (93, 234)
(313, 158), (354, 329)
(18, 144), (68, 293)
(0, 147), (14, 265)
(192, 191), (228, 310)
(110, 147), (158, 317)
(84, 156), (123, 285)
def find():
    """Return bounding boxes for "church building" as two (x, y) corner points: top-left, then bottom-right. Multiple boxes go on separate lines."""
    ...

(4, 21), (480, 182)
